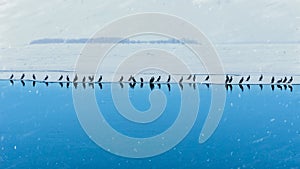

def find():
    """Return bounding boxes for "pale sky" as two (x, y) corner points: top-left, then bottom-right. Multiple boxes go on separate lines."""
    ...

(0, 0), (300, 47)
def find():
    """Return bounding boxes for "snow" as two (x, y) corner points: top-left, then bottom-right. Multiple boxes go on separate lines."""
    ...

(0, 0), (299, 83)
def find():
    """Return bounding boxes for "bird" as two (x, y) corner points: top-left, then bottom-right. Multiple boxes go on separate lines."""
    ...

(259, 74), (263, 81)
(58, 75), (63, 81)
(245, 75), (250, 82)
(277, 78), (282, 83)
(149, 77), (155, 84)
(186, 74), (192, 80)
(82, 76), (86, 83)
(66, 75), (70, 82)
(228, 76), (233, 83)
(73, 74), (78, 82)
(156, 76), (161, 82)
(128, 75), (133, 81)
(119, 76), (123, 82)
(32, 74), (36, 80)
(132, 76), (136, 83)
(98, 76), (102, 82)
(88, 76), (94, 82)
(9, 74), (14, 79)
(167, 75), (171, 83)
(44, 75), (49, 81)
(179, 76), (183, 83)
(225, 75), (229, 84)
(205, 75), (209, 81)
(282, 77), (287, 83)
(287, 76), (293, 83)
(192, 75), (196, 82)
(21, 73), (25, 80)
(271, 77), (275, 83)
(239, 77), (244, 84)
(140, 78), (144, 88)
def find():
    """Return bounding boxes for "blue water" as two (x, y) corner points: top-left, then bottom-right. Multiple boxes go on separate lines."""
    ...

(0, 81), (300, 168)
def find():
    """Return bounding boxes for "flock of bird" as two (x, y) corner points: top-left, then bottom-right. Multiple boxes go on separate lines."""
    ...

(5, 73), (294, 92)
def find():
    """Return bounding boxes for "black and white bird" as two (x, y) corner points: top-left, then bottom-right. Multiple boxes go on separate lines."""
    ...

(225, 75), (229, 84)
(119, 76), (123, 82)
(156, 76), (161, 82)
(186, 74), (192, 80)
(132, 76), (136, 83)
(167, 75), (171, 83)
(9, 74), (14, 79)
(66, 75), (70, 82)
(21, 73), (25, 80)
(149, 77), (155, 84)
(128, 75), (133, 81)
(287, 76), (293, 83)
(259, 74), (263, 81)
(140, 78), (144, 88)
(205, 75), (209, 81)
(277, 78), (282, 83)
(245, 75), (250, 82)
(271, 77), (275, 83)
(192, 75), (196, 82)
(44, 75), (49, 81)
(32, 74), (36, 80)
(282, 77), (287, 83)
(239, 77), (244, 84)
(228, 76), (233, 83)
(98, 76), (102, 82)
(179, 76), (183, 83)
(88, 76), (94, 82)
(58, 75), (63, 81)
(73, 74), (78, 82)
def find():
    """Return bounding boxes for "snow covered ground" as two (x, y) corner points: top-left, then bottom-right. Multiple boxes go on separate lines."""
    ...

(0, 0), (299, 83)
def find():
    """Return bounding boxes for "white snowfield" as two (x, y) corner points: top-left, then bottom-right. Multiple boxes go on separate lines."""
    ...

(0, 0), (299, 84)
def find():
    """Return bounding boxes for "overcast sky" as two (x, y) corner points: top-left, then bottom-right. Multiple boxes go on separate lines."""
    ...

(0, 0), (300, 47)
